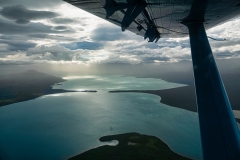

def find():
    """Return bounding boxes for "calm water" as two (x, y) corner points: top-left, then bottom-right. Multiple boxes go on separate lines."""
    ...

(0, 76), (202, 160)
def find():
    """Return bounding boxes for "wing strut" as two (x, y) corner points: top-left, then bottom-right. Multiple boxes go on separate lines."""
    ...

(121, 0), (146, 31)
(184, 21), (240, 159)
(103, 0), (146, 31)
(103, 0), (160, 42)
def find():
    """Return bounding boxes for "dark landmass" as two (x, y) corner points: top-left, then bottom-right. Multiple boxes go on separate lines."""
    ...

(0, 70), (73, 106)
(81, 90), (97, 92)
(69, 132), (191, 160)
(154, 70), (240, 112)
(0, 70), (96, 107)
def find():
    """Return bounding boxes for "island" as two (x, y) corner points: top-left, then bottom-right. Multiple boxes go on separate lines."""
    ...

(0, 70), (96, 107)
(69, 132), (191, 160)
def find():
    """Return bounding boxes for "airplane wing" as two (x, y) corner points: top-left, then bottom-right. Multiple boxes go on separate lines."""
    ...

(63, 0), (240, 42)
(63, 0), (240, 159)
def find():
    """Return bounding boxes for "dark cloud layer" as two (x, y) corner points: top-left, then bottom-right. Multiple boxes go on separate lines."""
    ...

(140, 56), (171, 63)
(0, 5), (58, 24)
(0, 39), (36, 51)
(52, 26), (69, 31)
(51, 18), (77, 24)
(0, 17), (72, 35)
(0, 35), (37, 51)
(0, 0), (63, 9)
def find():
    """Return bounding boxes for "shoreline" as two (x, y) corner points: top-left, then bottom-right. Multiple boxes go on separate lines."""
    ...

(0, 89), (75, 107)
(0, 89), (98, 107)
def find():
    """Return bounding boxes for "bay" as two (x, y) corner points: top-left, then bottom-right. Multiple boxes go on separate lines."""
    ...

(0, 76), (202, 160)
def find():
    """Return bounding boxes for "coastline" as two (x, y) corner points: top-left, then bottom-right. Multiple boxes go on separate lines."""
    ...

(0, 89), (79, 107)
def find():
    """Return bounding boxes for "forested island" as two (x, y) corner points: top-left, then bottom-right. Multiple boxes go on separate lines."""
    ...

(69, 133), (190, 160)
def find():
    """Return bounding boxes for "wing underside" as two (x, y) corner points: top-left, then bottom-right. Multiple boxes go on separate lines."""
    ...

(64, 0), (240, 41)
(63, 0), (240, 41)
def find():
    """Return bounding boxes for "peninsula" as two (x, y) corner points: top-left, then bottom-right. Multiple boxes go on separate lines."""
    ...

(109, 65), (240, 123)
(69, 132), (191, 160)
(0, 70), (72, 106)
(0, 70), (95, 107)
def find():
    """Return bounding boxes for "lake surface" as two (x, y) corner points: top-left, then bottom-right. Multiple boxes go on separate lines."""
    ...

(0, 76), (202, 160)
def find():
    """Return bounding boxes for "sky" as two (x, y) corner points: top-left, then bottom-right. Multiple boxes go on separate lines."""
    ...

(0, 0), (240, 66)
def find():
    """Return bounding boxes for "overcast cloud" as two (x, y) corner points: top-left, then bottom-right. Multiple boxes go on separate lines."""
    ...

(0, 1), (239, 65)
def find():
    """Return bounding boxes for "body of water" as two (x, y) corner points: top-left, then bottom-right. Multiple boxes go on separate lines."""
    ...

(0, 76), (202, 160)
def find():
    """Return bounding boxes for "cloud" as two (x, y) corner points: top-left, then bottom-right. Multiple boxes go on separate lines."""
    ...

(140, 56), (171, 63)
(0, 60), (34, 65)
(52, 26), (69, 31)
(0, 17), (73, 35)
(91, 24), (129, 41)
(0, 0), (64, 9)
(27, 45), (73, 60)
(215, 51), (234, 58)
(211, 38), (240, 48)
(0, 39), (36, 51)
(51, 18), (77, 24)
(0, 35), (37, 52)
(62, 41), (103, 50)
(28, 34), (47, 39)
(15, 19), (29, 24)
(26, 45), (88, 61)
(0, 5), (58, 24)
(0, 0), (240, 65)
(99, 54), (140, 64)
(28, 34), (77, 42)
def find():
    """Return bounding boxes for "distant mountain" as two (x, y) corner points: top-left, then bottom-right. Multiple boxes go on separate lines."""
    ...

(0, 70), (64, 85)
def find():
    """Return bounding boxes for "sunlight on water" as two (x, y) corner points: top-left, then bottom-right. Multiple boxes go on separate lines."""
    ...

(63, 75), (97, 80)
(54, 75), (186, 92)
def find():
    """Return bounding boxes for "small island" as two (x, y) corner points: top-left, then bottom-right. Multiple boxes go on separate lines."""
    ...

(69, 132), (191, 160)
(0, 70), (96, 107)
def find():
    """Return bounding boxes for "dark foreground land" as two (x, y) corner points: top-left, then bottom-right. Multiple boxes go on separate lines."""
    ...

(0, 70), (77, 107)
(69, 133), (191, 160)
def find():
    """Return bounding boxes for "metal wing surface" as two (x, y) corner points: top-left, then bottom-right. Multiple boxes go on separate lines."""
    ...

(63, 0), (240, 41)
